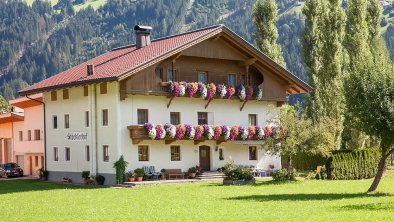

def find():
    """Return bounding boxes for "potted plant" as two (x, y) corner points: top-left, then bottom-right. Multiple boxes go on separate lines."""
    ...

(188, 167), (197, 178)
(81, 171), (90, 185)
(134, 168), (145, 182)
(126, 171), (135, 182)
(160, 169), (166, 180)
(38, 167), (49, 181)
(95, 175), (105, 185)
(268, 164), (275, 170)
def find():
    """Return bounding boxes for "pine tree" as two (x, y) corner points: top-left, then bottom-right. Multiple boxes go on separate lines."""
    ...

(252, 0), (286, 67)
(0, 95), (11, 114)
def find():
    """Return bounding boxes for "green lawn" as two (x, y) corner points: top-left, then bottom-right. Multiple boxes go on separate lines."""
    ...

(1, 175), (394, 221)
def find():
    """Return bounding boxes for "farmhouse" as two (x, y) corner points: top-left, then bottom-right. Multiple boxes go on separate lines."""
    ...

(19, 25), (311, 184)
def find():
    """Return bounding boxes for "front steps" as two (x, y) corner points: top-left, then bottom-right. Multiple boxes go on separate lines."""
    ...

(195, 171), (224, 180)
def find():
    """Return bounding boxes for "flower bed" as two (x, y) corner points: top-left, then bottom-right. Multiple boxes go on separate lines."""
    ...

(143, 123), (280, 141)
(168, 81), (263, 101)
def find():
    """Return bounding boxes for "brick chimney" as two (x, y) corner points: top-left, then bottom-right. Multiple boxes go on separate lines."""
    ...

(134, 25), (152, 49)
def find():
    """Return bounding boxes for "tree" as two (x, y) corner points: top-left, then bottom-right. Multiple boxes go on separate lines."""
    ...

(252, 0), (286, 67)
(265, 105), (336, 179)
(302, 0), (346, 150)
(0, 95), (11, 114)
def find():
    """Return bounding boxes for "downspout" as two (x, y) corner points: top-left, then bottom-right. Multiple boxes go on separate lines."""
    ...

(26, 95), (46, 170)
(91, 84), (98, 175)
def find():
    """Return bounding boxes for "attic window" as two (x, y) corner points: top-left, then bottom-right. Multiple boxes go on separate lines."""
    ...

(63, 89), (69, 100)
(100, 82), (107, 94)
(51, 91), (57, 101)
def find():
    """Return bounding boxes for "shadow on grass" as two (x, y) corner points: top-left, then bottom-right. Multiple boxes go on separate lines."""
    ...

(0, 179), (101, 195)
(203, 179), (301, 187)
(340, 202), (394, 211)
(225, 192), (391, 202)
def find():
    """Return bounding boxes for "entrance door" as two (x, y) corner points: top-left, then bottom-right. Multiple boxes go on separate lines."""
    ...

(16, 155), (24, 172)
(199, 146), (211, 171)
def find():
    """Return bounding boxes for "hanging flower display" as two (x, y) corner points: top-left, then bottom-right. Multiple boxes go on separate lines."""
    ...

(213, 126), (222, 140)
(175, 125), (185, 140)
(144, 123), (156, 140)
(188, 82), (198, 97)
(247, 126), (256, 140)
(254, 86), (263, 100)
(226, 86), (235, 99)
(229, 126), (239, 141)
(164, 123), (176, 138)
(256, 126), (264, 140)
(264, 127), (272, 139)
(245, 86), (254, 101)
(239, 126), (248, 140)
(206, 126), (214, 140)
(221, 125), (230, 140)
(237, 85), (246, 101)
(194, 125), (203, 140)
(155, 124), (165, 140)
(216, 84), (226, 98)
(207, 83), (217, 100)
(179, 81), (187, 97)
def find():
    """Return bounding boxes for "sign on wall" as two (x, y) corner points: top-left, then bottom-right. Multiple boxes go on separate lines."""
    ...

(66, 132), (88, 141)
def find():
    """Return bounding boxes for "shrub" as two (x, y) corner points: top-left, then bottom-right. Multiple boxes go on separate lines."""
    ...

(113, 155), (128, 184)
(188, 167), (197, 173)
(126, 171), (134, 178)
(224, 167), (254, 181)
(95, 175), (105, 185)
(284, 153), (327, 171)
(272, 169), (297, 181)
(327, 148), (384, 180)
(81, 171), (90, 179)
(134, 168), (145, 177)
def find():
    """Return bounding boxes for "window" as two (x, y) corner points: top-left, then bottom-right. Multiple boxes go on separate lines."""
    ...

(35, 156), (39, 167)
(84, 85), (89, 96)
(170, 112), (180, 125)
(103, 145), (109, 162)
(51, 91), (57, 101)
(64, 114), (69, 129)
(102, 109), (108, 126)
(155, 67), (163, 80)
(249, 114), (257, 126)
(100, 82), (107, 94)
(240, 74), (247, 86)
(167, 69), (176, 82)
(34, 129), (40, 140)
(85, 111), (89, 127)
(85, 146), (90, 162)
(28, 130), (32, 141)
(54, 147), (59, 161)
(19, 131), (23, 141)
(197, 71), (207, 83)
(249, 146), (257, 160)
(171, 146), (181, 161)
(219, 148), (224, 161)
(63, 89), (69, 100)
(137, 109), (148, 125)
(53, 116), (58, 129)
(65, 147), (70, 161)
(228, 74), (237, 86)
(197, 112), (208, 125)
(138, 145), (149, 161)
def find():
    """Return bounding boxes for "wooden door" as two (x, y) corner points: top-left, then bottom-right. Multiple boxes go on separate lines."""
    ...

(199, 146), (211, 171)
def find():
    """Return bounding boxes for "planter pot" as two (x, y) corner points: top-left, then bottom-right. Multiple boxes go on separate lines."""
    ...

(137, 177), (143, 182)
(128, 177), (135, 182)
(223, 178), (256, 185)
(190, 173), (196, 178)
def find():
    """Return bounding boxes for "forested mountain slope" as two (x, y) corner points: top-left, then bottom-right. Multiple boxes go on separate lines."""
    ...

(0, 0), (393, 99)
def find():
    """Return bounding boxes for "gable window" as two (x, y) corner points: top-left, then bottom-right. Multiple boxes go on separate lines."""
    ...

(171, 145), (181, 161)
(197, 71), (207, 84)
(34, 129), (40, 140)
(138, 145), (149, 161)
(249, 146), (257, 160)
(53, 115), (58, 129)
(19, 131), (23, 141)
(84, 85), (89, 96)
(228, 74), (236, 86)
(170, 112), (180, 125)
(137, 109), (148, 125)
(155, 67), (163, 81)
(197, 112), (208, 125)
(240, 74), (247, 86)
(167, 69), (176, 82)
(54, 147), (58, 161)
(85, 111), (89, 127)
(86, 146), (90, 162)
(103, 145), (109, 162)
(64, 114), (70, 129)
(248, 114), (257, 126)
(219, 148), (224, 161)
(28, 130), (32, 141)
(100, 82), (107, 94)
(63, 89), (69, 100)
(65, 147), (70, 161)
(51, 91), (57, 101)
(102, 109), (108, 126)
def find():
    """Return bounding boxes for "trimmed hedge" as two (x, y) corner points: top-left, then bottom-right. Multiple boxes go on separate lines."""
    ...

(282, 153), (326, 171)
(327, 148), (383, 180)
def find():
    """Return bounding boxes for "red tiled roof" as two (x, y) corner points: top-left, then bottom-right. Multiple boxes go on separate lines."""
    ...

(20, 25), (223, 95)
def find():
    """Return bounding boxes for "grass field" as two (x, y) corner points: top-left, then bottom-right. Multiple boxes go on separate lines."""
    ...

(1, 174), (394, 222)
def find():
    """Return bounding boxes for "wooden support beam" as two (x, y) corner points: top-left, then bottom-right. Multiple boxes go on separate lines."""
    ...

(204, 99), (213, 109)
(244, 58), (257, 66)
(240, 100), (248, 111)
(216, 140), (224, 145)
(167, 96), (175, 108)
(165, 140), (176, 145)
(172, 52), (182, 63)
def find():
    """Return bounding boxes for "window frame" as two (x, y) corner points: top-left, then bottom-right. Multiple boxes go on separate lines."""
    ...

(167, 69), (176, 82)
(228, 73), (237, 86)
(35, 156), (39, 167)
(170, 112), (181, 125)
(197, 112), (208, 125)
(102, 109), (108, 126)
(219, 148), (224, 161)
(85, 145), (90, 162)
(137, 109), (149, 125)
(34, 129), (40, 141)
(27, 130), (32, 141)
(65, 147), (71, 161)
(248, 114), (257, 126)
(249, 146), (258, 160)
(63, 89), (69, 100)
(51, 91), (57, 101)
(53, 115), (58, 129)
(170, 145), (181, 161)
(103, 145), (109, 162)
(138, 145), (149, 162)
(19, 131), (23, 141)
(197, 71), (207, 84)
(240, 74), (247, 86)
(64, 114), (70, 129)
(155, 67), (163, 81)
(85, 111), (89, 127)
(83, 85), (89, 97)
(100, 82), (107, 94)
(53, 147), (59, 162)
